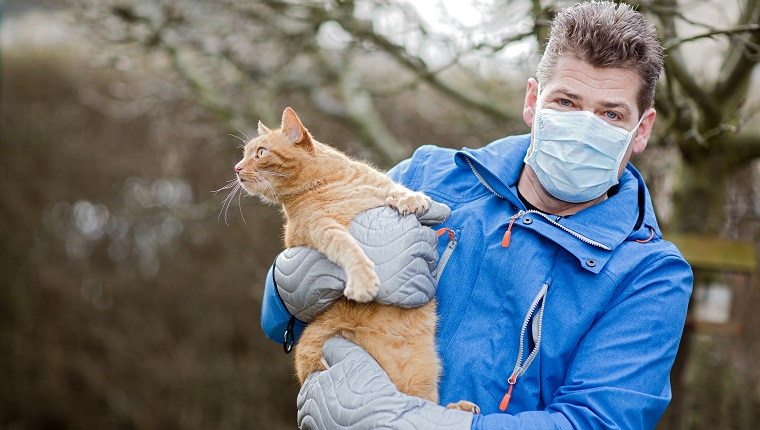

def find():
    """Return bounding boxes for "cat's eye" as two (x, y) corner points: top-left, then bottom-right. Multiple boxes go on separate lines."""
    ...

(255, 148), (268, 159)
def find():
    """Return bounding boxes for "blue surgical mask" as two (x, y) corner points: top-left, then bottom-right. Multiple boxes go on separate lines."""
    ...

(524, 84), (644, 203)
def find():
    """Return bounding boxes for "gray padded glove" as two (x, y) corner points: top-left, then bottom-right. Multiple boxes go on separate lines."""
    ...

(297, 337), (473, 430)
(274, 202), (451, 322)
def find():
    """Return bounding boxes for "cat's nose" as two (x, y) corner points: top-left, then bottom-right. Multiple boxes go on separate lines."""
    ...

(234, 164), (243, 174)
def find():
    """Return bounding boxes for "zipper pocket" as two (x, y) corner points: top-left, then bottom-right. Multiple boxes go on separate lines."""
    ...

(434, 228), (458, 280)
(500, 283), (548, 411)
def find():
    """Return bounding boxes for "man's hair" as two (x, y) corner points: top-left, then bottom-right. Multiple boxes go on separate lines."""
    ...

(536, 1), (664, 117)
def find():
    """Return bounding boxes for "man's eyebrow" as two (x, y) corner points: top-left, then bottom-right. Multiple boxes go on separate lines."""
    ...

(552, 88), (583, 101)
(548, 87), (635, 117)
(599, 100), (633, 117)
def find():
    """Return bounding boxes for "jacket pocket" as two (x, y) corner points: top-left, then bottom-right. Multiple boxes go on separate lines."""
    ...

(484, 282), (549, 412)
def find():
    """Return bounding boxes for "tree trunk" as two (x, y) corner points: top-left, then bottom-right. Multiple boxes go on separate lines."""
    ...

(661, 137), (734, 430)
(670, 150), (731, 235)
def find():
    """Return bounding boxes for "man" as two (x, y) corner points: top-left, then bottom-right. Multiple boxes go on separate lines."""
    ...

(260, 1), (693, 429)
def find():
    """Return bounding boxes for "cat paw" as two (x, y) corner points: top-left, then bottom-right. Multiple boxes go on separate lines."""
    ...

(343, 270), (380, 303)
(445, 400), (480, 415)
(386, 191), (432, 216)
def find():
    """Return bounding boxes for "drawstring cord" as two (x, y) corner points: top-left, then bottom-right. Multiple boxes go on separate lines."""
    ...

(502, 214), (519, 248)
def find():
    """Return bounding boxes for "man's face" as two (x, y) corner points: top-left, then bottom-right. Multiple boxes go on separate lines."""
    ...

(523, 55), (656, 178)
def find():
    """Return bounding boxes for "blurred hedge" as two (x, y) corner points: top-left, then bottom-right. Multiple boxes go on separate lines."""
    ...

(0, 46), (300, 429)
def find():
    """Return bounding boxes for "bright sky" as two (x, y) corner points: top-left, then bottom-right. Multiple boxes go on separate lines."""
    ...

(387, 0), (537, 77)
(412, 0), (485, 27)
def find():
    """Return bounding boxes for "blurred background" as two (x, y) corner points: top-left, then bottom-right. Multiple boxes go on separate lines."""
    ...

(1, 0), (758, 429)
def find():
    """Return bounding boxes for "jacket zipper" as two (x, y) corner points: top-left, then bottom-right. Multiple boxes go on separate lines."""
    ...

(500, 283), (548, 412)
(434, 228), (458, 280)
(513, 210), (611, 251)
(464, 157), (611, 251)
(464, 157), (505, 199)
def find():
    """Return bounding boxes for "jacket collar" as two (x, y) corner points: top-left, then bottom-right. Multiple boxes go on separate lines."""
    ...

(454, 134), (662, 272)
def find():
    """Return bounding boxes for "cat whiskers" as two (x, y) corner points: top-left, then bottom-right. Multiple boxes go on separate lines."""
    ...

(228, 134), (247, 149)
(251, 175), (278, 201)
(212, 179), (239, 194)
(214, 179), (245, 226)
(236, 128), (251, 141)
(237, 185), (246, 224)
(228, 129), (252, 149)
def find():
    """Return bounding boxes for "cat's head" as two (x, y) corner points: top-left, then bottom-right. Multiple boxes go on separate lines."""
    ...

(235, 107), (315, 204)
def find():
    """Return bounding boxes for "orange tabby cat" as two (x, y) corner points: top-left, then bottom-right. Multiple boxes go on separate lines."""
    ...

(236, 107), (474, 410)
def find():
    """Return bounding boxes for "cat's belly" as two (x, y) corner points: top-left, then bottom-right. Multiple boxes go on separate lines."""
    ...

(294, 298), (441, 402)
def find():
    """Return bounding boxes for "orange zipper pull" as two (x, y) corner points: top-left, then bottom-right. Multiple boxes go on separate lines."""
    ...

(502, 215), (519, 248)
(437, 227), (455, 241)
(499, 374), (517, 411)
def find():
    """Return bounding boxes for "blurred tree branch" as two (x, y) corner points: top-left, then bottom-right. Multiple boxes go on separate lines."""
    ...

(71, 0), (760, 207)
(644, 0), (760, 166)
(71, 0), (535, 165)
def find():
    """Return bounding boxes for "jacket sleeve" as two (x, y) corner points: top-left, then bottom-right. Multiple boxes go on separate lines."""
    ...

(472, 251), (693, 430)
(261, 264), (306, 343)
(386, 157), (413, 184)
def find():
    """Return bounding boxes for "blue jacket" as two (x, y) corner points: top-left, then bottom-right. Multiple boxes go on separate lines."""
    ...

(261, 134), (693, 430)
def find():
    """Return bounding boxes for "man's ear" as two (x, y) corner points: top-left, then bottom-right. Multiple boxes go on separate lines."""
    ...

(280, 107), (314, 152)
(257, 120), (271, 136)
(631, 107), (656, 155)
(523, 78), (539, 127)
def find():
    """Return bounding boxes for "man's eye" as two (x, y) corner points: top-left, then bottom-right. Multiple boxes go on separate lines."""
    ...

(256, 148), (268, 159)
(559, 99), (572, 107)
(605, 111), (619, 120)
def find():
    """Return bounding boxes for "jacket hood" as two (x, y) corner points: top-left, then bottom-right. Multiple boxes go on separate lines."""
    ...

(454, 134), (662, 272)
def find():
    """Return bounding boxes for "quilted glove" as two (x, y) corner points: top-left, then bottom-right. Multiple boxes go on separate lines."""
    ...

(297, 337), (473, 430)
(274, 202), (451, 323)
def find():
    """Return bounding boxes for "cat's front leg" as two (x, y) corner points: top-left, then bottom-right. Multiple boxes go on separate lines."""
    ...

(386, 185), (432, 216)
(311, 220), (380, 302)
(446, 400), (481, 414)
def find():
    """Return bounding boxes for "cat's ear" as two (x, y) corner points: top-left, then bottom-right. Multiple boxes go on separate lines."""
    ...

(257, 120), (271, 136)
(281, 107), (314, 152)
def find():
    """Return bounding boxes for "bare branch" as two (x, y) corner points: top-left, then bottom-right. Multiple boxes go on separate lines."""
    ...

(712, 0), (760, 111)
(646, 0), (724, 130)
(255, 0), (519, 122)
(472, 30), (538, 55)
(725, 132), (760, 168)
(663, 56), (722, 120)
(337, 61), (411, 165)
(334, 17), (515, 122)
(531, 0), (553, 52)
(664, 23), (760, 51)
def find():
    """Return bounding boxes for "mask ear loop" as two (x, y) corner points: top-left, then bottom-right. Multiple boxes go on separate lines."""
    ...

(614, 113), (647, 172)
(629, 114), (646, 139)
(526, 81), (542, 161)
